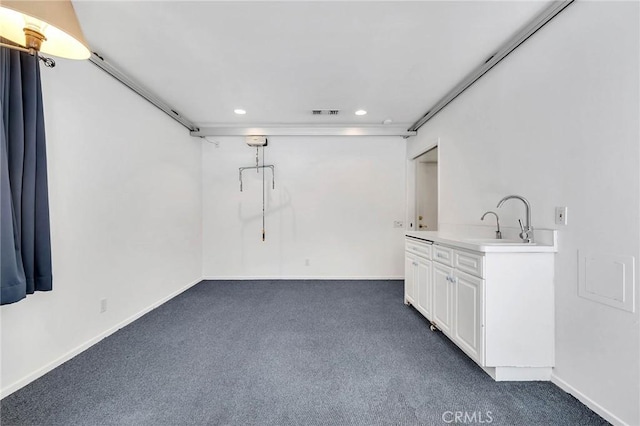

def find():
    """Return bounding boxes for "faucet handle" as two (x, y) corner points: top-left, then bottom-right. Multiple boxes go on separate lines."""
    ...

(518, 219), (527, 240)
(518, 219), (532, 242)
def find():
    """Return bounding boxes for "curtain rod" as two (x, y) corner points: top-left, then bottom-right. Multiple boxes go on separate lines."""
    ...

(0, 41), (56, 67)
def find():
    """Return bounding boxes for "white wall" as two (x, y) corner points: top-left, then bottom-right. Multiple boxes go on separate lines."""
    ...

(0, 59), (203, 396)
(202, 136), (406, 279)
(408, 2), (639, 425)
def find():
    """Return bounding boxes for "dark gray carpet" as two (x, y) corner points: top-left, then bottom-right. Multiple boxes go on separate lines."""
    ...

(1, 280), (607, 425)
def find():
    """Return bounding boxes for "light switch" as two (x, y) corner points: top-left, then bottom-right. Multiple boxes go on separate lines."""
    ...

(555, 207), (568, 225)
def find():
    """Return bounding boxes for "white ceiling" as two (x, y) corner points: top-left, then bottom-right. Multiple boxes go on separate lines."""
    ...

(73, 1), (551, 128)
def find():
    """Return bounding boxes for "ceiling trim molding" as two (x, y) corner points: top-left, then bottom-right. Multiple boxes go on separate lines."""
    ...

(89, 52), (199, 132)
(86, 1), (572, 138)
(408, 0), (575, 133)
(192, 126), (416, 138)
(88, 52), (413, 138)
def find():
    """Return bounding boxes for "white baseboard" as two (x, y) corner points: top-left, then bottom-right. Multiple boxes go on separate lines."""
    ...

(201, 276), (404, 280)
(551, 373), (628, 426)
(483, 366), (552, 381)
(0, 277), (202, 399)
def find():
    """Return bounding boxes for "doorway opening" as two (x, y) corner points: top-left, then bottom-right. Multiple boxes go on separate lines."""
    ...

(415, 147), (438, 231)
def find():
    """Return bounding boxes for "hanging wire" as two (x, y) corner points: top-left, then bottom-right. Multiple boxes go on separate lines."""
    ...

(256, 146), (259, 170)
(262, 146), (266, 241)
(237, 142), (272, 241)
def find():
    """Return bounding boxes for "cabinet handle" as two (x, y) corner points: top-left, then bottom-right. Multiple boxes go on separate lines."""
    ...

(437, 253), (444, 258)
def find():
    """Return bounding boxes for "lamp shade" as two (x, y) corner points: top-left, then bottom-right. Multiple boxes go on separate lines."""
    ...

(0, 0), (90, 59)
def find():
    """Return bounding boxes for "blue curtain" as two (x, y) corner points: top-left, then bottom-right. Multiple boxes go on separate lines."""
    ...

(0, 47), (53, 305)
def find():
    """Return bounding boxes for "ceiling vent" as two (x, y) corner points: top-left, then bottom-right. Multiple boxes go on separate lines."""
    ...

(312, 109), (340, 115)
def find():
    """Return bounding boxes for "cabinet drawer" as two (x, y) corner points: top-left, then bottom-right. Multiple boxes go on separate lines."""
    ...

(406, 238), (432, 259)
(455, 250), (484, 278)
(433, 245), (453, 266)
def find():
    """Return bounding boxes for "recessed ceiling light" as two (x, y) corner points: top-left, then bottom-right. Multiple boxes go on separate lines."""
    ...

(234, 109), (246, 115)
(355, 110), (367, 116)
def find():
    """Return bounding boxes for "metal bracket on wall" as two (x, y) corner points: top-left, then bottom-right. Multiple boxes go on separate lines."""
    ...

(89, 52), (199, 133)
(408, 0), (575, 132)
(239, 165), (275, 192)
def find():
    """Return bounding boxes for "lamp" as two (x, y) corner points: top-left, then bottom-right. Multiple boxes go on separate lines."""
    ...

(0, 0), (90, 65)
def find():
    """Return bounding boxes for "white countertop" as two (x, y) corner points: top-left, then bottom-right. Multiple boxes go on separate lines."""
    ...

(405, 230), (558, 253)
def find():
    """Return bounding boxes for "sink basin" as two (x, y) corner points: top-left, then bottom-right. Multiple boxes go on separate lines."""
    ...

(464, 238), (532, 245)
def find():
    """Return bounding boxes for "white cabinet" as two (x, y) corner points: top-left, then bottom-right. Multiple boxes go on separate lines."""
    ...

(404, 254), (417, 306)
(404, 237), (432, 320)
(433, 245), (453, 266)
(454, 250), (483, 277)
(432, 252), (483, 357)
(432, 262), (453, 335)
(416, 260), (432, 319)
(453, 270), (484, 365)
(404, 235), (555, 381)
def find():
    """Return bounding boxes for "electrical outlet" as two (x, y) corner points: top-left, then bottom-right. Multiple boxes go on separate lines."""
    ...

(393, 220), (404, 228)
(305, 259), (310, 266)
(555, 207), (568, 225)
(100, 298), (108, 313)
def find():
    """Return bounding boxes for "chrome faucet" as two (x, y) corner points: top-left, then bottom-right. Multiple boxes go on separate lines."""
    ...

(496, 195), (533, 243)
(481, 211), (502, 239)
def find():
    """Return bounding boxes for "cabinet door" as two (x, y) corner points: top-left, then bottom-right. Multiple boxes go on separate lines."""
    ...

(416, 258), (432, 320)
(454, 270), (484, 365)
(432, 262), (453, 335)
(404, 253), (417, 305)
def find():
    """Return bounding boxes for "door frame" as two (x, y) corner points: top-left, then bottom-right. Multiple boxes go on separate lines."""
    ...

(406, 139), (440, 231)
